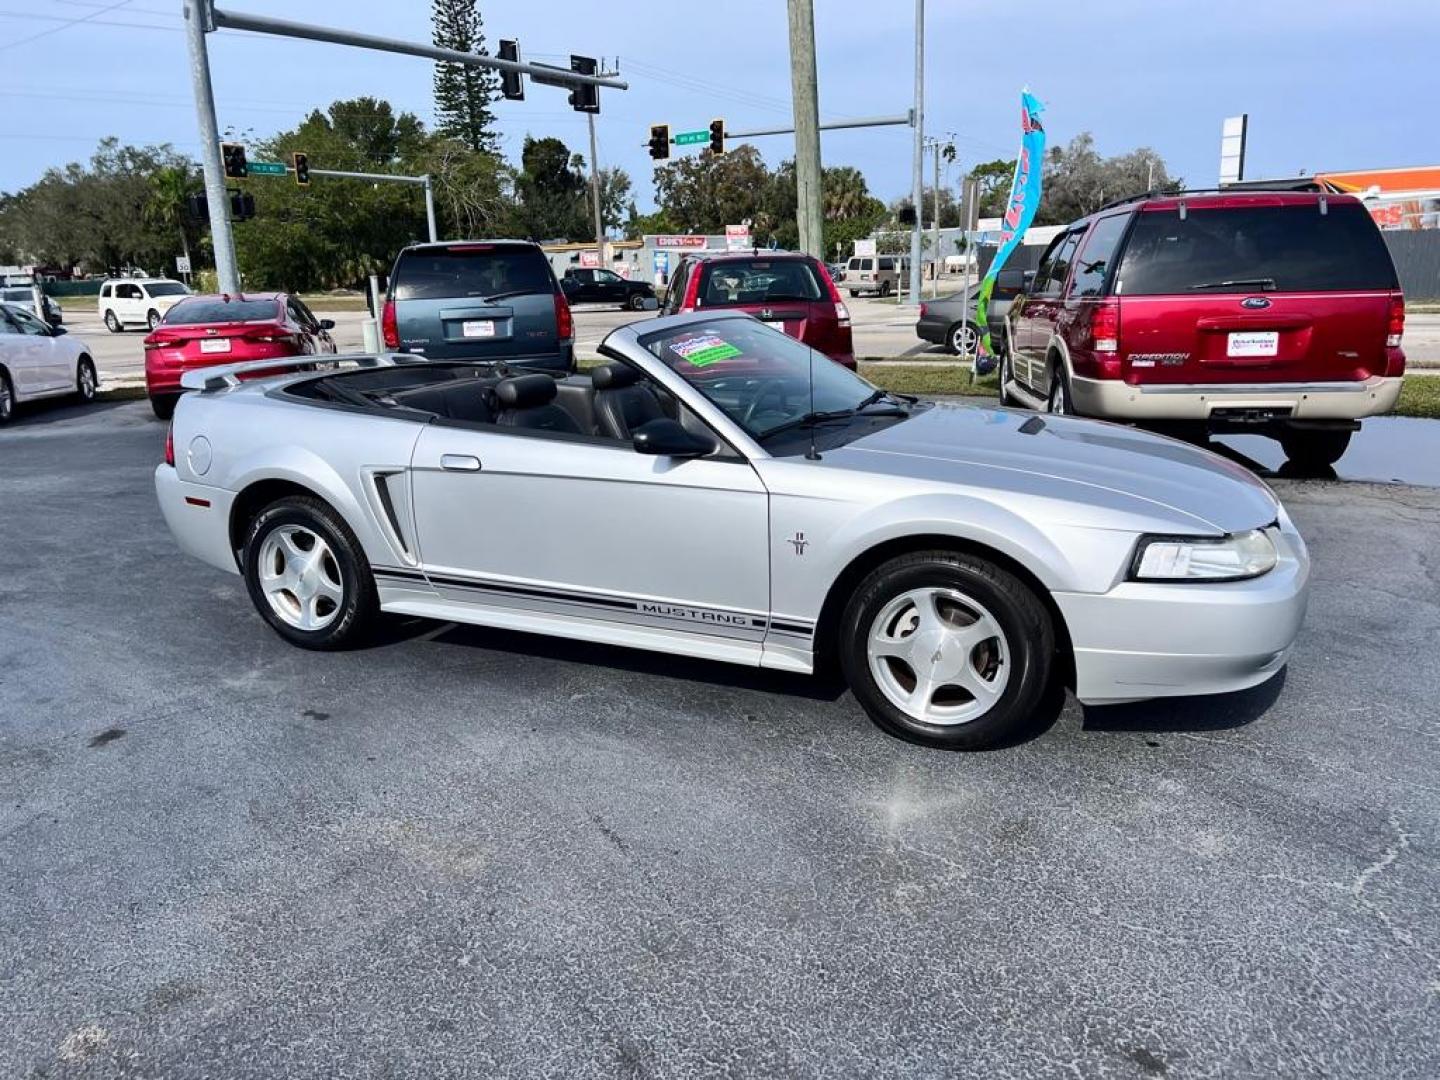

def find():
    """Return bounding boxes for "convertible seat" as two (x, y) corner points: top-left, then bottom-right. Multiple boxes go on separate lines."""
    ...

(495, 373), (582, 434)
(591, 363), (665, 440)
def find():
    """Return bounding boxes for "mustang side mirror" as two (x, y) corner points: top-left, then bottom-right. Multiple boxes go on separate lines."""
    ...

(319, 318), (335, 330)
(632, 417), (716, 458)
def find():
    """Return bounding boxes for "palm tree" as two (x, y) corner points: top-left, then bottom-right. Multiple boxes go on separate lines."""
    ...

(822, 167), (872, 221)
(145, 165), (194, 278)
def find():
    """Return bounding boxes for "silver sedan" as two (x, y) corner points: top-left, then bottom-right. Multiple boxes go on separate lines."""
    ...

(155, 310), (1309, 750)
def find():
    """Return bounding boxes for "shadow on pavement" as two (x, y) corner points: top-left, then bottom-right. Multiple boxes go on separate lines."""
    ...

(1080, 668), (1287, 734)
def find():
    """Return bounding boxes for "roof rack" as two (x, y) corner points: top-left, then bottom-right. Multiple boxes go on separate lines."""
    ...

(1095, 181), (1339, 214)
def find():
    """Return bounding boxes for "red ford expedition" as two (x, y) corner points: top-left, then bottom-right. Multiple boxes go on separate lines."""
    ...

(660, 251), (855, 369)
(1002, 190), (1405, 467)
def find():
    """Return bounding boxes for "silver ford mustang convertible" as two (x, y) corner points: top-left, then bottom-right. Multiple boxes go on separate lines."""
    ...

(156, 310), (1309, 749)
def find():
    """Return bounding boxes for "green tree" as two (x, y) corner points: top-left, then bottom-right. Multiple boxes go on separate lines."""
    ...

(431, 0), (500, 155)
(145, 164), (198, 275)
(967, 158), (1016, 218)
(597, 167), (634, 235)
(513, 136), (588, 241)
(1037, 133), (1179, 225)
(652, 146), (774, 236)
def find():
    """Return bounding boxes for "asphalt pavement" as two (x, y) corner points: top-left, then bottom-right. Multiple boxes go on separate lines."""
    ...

(2, 397), (1437, 1078)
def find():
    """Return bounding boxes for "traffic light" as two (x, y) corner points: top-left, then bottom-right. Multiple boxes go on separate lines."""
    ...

(568, 54), (599, 113)
(229, 190), (255, 221)
(185, 192), (208, 224)
(709, 119), (725, 156)
(221, 142), (247, 179)
(498, 39), (524, 101)
(292, 151), (309, 186)
(648, 124), (670, 161)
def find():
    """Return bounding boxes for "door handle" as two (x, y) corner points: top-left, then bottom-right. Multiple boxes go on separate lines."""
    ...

(440, 454), (482, 472)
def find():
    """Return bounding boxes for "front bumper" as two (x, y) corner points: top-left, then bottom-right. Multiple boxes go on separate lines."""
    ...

(1054, 520), (1310, 705)
(1070, 373), (1403, 422)
(155, 466), (240, 575)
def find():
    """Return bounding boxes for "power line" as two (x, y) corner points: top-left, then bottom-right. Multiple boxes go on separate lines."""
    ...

(0, 0), (135, 52)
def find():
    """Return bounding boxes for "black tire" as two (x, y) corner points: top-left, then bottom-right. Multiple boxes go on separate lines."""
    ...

(1280, 429), (1352, 468)
(1046, 360), (1074, 416)
(627, 292), (647, 311)
(880, 281), (893, 298)
(149, 394), (177, 420)
(104, 310), (121, 333)
(839, 550), (1055, 750)
(999, 351), (1020, 406)
(146, 309), (161, 331)
(0, 368), (14, 425)
(76, 356), (97, 402)
(946, 320), (980, 357)
(241, 496), (378, 650)
(848, 290), (859, 299)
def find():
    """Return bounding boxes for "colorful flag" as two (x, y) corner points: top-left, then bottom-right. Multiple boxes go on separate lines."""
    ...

(974, 91), (1045, 373)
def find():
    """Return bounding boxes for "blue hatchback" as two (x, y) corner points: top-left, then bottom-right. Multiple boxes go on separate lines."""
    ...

(382, 241), (574, 371)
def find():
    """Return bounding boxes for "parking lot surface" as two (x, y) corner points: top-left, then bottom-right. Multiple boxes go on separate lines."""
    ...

(2, 400), (1438, 1078)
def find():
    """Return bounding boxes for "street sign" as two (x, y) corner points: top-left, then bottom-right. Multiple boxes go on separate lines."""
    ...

(175, 255), (191, 274)
(248, 161), (288, 176)
(673, 130), (708, 147)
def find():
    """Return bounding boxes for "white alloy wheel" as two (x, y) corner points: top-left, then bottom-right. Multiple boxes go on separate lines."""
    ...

(866, 586), (1011, 726)
(950, 322), (978, 357)
(257, 524), (345, 631)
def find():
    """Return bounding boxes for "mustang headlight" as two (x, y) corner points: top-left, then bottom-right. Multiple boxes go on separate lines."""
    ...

(1130, 528), (1277, 583)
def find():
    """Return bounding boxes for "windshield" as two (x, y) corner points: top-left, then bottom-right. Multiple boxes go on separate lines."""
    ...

(1116, 202), (1399, 294)
(163, 297), (279, 324)
(146, 282), (189, 297)
(392, 245), (554, 301)
(697, 259), (823, 306)
(641, 317), (882, 439)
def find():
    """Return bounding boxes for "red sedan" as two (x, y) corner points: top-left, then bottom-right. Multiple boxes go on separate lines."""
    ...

(143, 292), (337, 419)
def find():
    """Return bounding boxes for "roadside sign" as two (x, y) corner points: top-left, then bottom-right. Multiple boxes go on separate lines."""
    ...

(673, 130), (708, 146)
(248, 161), (288, 176)
(854, 239), (876, 258)
(654, 235), (706, 249)
(175, 255), (191, 273)
(579, 250), (600, 268)
(725, 224), (751, 252)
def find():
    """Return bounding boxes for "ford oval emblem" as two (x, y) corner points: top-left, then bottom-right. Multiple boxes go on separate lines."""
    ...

(1241, 296), (1271, 310)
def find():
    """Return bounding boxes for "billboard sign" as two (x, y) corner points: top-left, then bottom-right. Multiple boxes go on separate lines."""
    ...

(654, 235), (706, 248)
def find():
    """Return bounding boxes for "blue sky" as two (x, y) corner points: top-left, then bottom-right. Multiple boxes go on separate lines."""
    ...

(0, 0), (1433, 208)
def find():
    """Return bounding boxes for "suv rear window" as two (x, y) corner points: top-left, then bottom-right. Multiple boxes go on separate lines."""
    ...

(163, 298), (279, 324)
(698, 259), (823, 306)
(391, 245), (554, 301)
(1116, 202), (1399, 295)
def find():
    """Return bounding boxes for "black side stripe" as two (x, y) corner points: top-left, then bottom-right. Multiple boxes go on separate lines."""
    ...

(374, 567), (815, 638)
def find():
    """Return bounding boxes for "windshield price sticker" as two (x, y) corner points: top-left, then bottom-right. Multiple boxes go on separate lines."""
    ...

(671, 334), (742, 367)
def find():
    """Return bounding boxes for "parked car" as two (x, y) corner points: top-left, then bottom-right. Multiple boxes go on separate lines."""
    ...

(1002, 189), (1405, 467)
(142, 292), (337, 420)
(0, 302), (97, 423)
(845, 254), (909, 298)
(659, 251), (854, 368)
(98, 278), (190, 332)
(560, 267), (656, 311)
(0, 286), (63, 326)
(156, 310), (1308, 751)
(382, 240), (574, 372)
(827, 261), (847, 283)
(915, 272), (1028, 357)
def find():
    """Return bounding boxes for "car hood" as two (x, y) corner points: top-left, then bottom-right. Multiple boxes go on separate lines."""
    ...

(827, 402), (1279, 534)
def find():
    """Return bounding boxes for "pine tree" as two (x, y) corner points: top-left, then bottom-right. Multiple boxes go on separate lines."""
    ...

(431, 0), (500, 155)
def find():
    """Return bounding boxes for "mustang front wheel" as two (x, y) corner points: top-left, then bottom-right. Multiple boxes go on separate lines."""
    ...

(839, 551), (1054, 749)
(241, 496), (377, 649)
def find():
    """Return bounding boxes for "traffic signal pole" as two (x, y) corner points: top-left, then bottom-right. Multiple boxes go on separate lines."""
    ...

(909, 0), (925, 307)
(184, 0), (241, 293)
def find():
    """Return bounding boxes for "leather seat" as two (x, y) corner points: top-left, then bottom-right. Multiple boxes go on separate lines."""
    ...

(591, 363), (665, 440)
(495, 373), (582, 434)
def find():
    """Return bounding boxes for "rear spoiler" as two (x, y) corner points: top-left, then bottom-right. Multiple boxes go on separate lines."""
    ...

(180, 351), (430, 392)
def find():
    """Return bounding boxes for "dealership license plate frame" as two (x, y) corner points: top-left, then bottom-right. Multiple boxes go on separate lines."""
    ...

(199, 338), (231, 354)
(1227, 331), (1279, 358)
(462, 320), (496, 339)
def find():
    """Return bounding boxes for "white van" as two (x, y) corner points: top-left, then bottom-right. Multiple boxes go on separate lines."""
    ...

(98, 278), (190, 332)
(845, 254), (910, 298)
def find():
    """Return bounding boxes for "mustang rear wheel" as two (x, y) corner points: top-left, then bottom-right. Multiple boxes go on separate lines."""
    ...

(839, 551), (1054, 750)
(241, 496), (377, 649)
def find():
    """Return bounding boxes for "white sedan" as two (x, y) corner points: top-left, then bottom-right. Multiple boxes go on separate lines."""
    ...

(0, 302), (98, 423)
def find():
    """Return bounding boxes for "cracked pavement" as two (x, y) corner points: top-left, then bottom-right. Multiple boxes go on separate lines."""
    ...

(2, 399), (1438, 1078)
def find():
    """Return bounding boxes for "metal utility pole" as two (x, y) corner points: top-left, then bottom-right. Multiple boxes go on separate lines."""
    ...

(587, 113), (605, 265)
(908, 0), (924, 305)
(787, 0), (823, 259)
(184, 0), (240, 293)
(931, 141), (941, 299)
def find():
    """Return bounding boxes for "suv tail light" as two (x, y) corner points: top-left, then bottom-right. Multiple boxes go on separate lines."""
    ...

(381, 299), (398, 348)
(164, 421), (175, 467)
(1387, 294), (1405, 348)
(554, 291), (574, 340)
(1090, 299), (1120, 353)
(817, 260), (850, 326)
